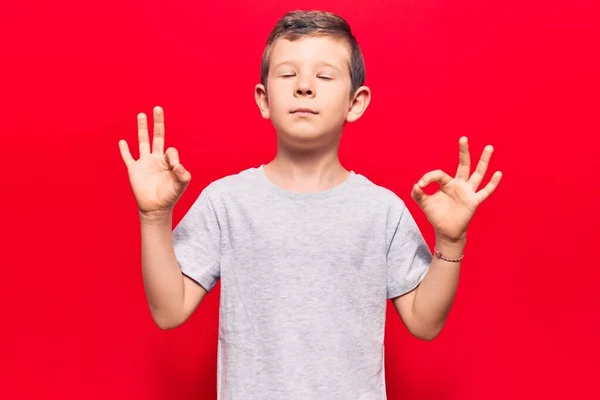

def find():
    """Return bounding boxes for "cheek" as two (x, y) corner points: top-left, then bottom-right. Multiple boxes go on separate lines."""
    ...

(330, 91), (351, 115)
(266, 87), (288, 111)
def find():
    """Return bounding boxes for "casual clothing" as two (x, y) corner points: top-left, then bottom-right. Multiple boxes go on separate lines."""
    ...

(173, 165), (432, 400)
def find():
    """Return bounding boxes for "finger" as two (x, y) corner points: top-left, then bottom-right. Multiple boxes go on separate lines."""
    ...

(118, 140), (135, 167)
(411, 183), (428, 206)
(152, 106), (165, 155)
(469, 145), (494, 190)
(173, 163), (192, 184)
(137, 113), (151, 155)
(165, 147), (191, 183)
(165, 147), (180, 168)
(475, 171), (503, 203)
(455, 136), (471, 180)
(418, 169), (453, 188)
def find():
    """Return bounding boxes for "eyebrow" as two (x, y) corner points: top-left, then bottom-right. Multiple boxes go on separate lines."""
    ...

(272, 60), (342, 72)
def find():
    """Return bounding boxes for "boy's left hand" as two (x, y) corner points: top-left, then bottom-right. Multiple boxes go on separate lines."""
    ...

(411, 137), (502, 242)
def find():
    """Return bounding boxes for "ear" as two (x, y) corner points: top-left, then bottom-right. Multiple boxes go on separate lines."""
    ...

(255, 84), (270, 119)
(346, 86), (371, 123)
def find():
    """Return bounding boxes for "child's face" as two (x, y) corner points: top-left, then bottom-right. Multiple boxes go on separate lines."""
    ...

(255, 36), (370, 150)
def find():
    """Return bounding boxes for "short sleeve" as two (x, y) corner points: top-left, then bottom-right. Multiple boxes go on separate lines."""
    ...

(172, 187), (221, 292)
(386, 199), (433, 299)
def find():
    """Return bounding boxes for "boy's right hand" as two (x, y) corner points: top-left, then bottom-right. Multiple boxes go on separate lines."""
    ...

(119, 106), (191, 217)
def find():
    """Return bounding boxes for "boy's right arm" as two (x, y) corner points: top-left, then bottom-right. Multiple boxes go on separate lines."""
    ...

(140, 211), (208, 330)
(119, 106), (208, 330)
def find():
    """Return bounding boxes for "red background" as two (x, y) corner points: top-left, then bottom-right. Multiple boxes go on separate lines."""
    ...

(1, 0), (599, 399)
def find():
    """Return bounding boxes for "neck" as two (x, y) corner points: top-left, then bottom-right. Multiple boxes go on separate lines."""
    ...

(264, 139), (349, 193)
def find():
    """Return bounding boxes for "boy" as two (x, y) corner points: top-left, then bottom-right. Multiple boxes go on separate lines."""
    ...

(118, 10), (501, 400)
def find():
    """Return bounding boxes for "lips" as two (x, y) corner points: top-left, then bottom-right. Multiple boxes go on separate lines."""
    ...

(291, 108), (318, 114)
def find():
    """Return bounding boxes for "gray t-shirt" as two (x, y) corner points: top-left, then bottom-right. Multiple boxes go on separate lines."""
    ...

(172, 165), (432, 400)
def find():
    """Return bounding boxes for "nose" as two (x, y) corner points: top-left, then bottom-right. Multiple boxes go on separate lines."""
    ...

(294, 78), (315, 97)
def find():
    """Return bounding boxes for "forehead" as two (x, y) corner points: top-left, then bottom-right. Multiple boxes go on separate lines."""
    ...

(269, 35), (351, 69)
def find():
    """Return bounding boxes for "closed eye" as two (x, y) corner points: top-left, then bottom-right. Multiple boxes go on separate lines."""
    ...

(317, 76), (333, 80)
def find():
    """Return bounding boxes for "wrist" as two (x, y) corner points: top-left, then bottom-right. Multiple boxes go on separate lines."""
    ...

(434, 234), (466, 260)
(139, 209), (173, 226)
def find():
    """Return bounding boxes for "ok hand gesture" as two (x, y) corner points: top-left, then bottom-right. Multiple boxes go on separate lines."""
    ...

(119, 106), (191, 216)
(411, 137), (502, 241)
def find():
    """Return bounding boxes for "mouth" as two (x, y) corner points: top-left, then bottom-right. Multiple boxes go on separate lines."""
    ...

(290, 108), (318, 115)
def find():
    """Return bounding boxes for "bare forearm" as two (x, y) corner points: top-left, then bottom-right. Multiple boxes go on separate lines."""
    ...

(139, 210), (185, 327)
(412, 235), (465, 336)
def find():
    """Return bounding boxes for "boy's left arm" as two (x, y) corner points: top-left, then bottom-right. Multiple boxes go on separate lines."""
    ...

(392, 235), (464, 341)
(393, 136), (502, 341)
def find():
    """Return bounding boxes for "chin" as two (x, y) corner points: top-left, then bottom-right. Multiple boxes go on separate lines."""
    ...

(276, 127), (339, 152)
(279, 124), (324, 139)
